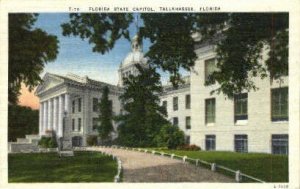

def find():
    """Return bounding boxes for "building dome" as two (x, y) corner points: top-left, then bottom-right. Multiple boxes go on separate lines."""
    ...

(122, 51), (147, 68)
(118, 34), (149, 87)
(120, 34), (147, 69)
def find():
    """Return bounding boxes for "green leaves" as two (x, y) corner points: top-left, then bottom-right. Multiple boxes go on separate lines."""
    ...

(116, 65), (168, 147)
(140, 13), (197, 87)
(61, 13), (133, 54)
(154, 124), (185, 149)
(203, 13), (288, 98)
(9, 14), (59, 104)
(8, 105), (39, 141)
(97, 86), (114, 142)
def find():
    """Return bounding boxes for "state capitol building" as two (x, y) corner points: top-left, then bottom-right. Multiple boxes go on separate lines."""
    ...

(35, 33), (289, 155)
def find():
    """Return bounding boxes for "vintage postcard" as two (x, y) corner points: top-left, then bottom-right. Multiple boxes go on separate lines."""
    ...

(0, 0), (299, 189)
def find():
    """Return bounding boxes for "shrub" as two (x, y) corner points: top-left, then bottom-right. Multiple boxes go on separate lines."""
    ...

(155, 124), (185, 149)
(177, 144), (201, 151)
(87, 135), (98, 146)
(38, 136), (49, 148)
(38, 136), (57, 148)
(48, 138), (58, 148)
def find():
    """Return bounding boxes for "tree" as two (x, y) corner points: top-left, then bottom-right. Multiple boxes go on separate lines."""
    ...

(61, 13), (133, 54)
(62, 13), (288, 98)
(140, 14), (197, 87)
(97, 86), (114, 143)
(199, 13), (288, 98)
(8, 105), (39, 141)
(115, 64), (168, 147)
(9, 14), (59, 104)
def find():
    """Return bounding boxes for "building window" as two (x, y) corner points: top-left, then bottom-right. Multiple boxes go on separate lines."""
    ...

(185, 136), (190, 144)
(78, 118), (82, 131)
(205, 135), (216, 151)
(205, 58), (216, 84)
(173, 97), (178, 111)
(185, 116), (191, 129)
(173, 117), (178, 126)
(72, 100), (75, 113)
(234, 93), (248, 122)
(272, 135), (288, 155)
(93, 98), (98, 112)
(186, 94), (191, 109)
(72, 119), (75, 131)
(162, 100), (167, 110)
(234, 135), (248, 153)
(271, 87), (288, 121)
(109, 100), (113, 110)
(92, 117), (98, 131)
(78, 98), (82, 112)
(205, 98), (215, 124)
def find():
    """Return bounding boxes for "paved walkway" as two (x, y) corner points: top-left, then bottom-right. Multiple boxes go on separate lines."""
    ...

(89, 147), (234, 182)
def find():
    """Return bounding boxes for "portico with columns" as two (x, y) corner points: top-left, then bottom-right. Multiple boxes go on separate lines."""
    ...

(39, 93), (70, 137)
(35, 72), (123, 147)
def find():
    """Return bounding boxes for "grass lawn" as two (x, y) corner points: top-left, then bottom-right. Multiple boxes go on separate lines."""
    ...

(8, 151), (117, 182)
(149, 148), (288, 182)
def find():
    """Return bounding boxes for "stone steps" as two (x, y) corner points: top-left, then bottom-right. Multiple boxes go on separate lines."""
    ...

(16, 138), (30, 143)
(25, 134), (40, 140)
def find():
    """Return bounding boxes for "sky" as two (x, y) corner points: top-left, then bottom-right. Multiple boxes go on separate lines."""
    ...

(19, 13), (181, 109)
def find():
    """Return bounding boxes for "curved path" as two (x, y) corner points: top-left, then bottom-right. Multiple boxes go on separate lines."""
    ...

(86, 147), (234, 182)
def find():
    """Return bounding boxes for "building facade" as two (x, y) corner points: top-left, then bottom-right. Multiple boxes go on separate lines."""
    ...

(159, 76), (191, 143)
(189, 35), (289, 154)
(35, 35), (191, 147)
(35, 34), (289, 154)
(35, 73), (123, 146)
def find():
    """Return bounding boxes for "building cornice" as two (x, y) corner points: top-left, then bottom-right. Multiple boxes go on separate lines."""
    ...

(160, 84), (190, 96)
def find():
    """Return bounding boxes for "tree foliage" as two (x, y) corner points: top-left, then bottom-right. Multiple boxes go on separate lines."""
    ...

(115, 65), (168, 147)
(202, 13), (288, 98)
(154, 124), (185, 149)
(9, 14), (59, 104)
(140, 14), (197, 87)
(8, 105), (38, 141)
(61, 13), (133, 54)
(62, 13), (288, 98)
(38, 136), (58, 148)
(97, 86), (114, 142)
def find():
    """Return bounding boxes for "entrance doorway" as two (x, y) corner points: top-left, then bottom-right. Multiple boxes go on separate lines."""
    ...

(72, 136), (82, 147)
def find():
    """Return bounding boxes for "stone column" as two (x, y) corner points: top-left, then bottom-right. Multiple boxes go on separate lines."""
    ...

(43, 101), (48, 134)
(53, 97), (58, 133)
(39, 102), (43, 136)
(47, 99), (52, 130)
(64, 93), (70, 113)
(58, 95), (64, 137)
(63, 94), (70, 138)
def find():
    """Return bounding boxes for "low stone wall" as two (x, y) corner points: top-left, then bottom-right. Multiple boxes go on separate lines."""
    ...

(31, 139), (40, 146)
(8, 142), (59, 153)
(8, 142), (39, 153)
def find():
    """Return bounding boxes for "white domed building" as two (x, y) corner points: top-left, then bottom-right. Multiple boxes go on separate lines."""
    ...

(118, 35), (148, 87)
(21, 31), (288, 155)
(29, 34), (191, 149)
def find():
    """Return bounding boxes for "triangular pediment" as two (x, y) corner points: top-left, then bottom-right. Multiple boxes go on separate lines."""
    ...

(35, 73), (65, 96)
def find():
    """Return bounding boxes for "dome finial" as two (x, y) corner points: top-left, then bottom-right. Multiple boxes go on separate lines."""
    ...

(131, 14), (142, 52)
(134, 14), (139, 35)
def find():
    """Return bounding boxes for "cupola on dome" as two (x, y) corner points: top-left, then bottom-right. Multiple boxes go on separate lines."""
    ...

(120, 34), (147, 68)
